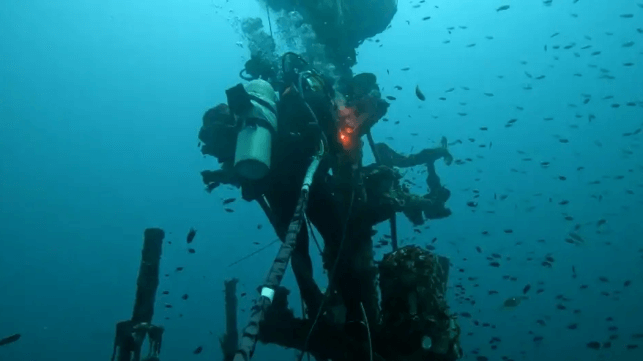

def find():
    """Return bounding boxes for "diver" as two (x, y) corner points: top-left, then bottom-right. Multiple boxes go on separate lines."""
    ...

(375, 137), (454, 220)
(200, 52), (351, 320)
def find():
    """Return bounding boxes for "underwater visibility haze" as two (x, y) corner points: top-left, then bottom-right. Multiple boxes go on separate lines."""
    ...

(0, 0), (642, 361)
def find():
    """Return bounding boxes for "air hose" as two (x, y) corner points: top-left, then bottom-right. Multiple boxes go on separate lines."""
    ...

(297, 189), (355, 361)
(232, 142), (325, 361)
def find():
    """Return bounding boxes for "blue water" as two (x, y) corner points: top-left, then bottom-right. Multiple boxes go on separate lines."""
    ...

(1, 0), (641, 360)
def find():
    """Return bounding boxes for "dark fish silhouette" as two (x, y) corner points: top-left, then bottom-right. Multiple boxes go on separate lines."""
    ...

(0, 333), (21, 346)
(496, 5), (510, 11)
(502, 296), (525, 308)
(186, 228), (196, 244)
(586, 341), (601, 349)
(415, 85), (426, 101)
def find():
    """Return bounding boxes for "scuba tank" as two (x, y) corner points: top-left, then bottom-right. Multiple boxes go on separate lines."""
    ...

(226, 79), (279, 180)
(226, 53), (337, 181)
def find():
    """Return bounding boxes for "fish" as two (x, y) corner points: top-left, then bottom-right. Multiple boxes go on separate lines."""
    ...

(415, 85), (426, 101)
(223, 197), (236, 205)
(496, 5), (510, 11)
(0, 333), (21, 347)
(186, 228), (196, 244)
(386, 96), (397, 101)
(586, 341), (601, 349)
(502, 296), (526, 308)
(182, 294), (189, 300)
(193, 346), (203, 354)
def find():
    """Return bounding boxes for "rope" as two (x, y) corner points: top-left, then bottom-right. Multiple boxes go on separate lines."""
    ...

(266, 4), (273, 38)
(227, 239), (280, 267)
(360, 302), (373, 361)
(306, 215), (324, 256)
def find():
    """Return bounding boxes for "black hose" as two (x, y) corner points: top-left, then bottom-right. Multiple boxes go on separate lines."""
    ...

(282, 52), (309, 78)
(239, 69), (255, 81)
(297, 190), (355, 361)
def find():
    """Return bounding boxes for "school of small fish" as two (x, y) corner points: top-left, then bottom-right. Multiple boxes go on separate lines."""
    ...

(366, 0), (643, 360)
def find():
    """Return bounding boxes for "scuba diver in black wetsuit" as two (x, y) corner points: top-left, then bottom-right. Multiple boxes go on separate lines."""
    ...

(200, 52), (369, 325)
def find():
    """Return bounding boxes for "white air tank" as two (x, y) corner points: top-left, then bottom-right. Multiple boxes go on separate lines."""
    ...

(233, 79), (278, 180)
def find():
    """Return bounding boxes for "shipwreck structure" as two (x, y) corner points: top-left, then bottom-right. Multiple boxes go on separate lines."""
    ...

(240, 0), (398, 92)
(112, 228), (165, 361)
